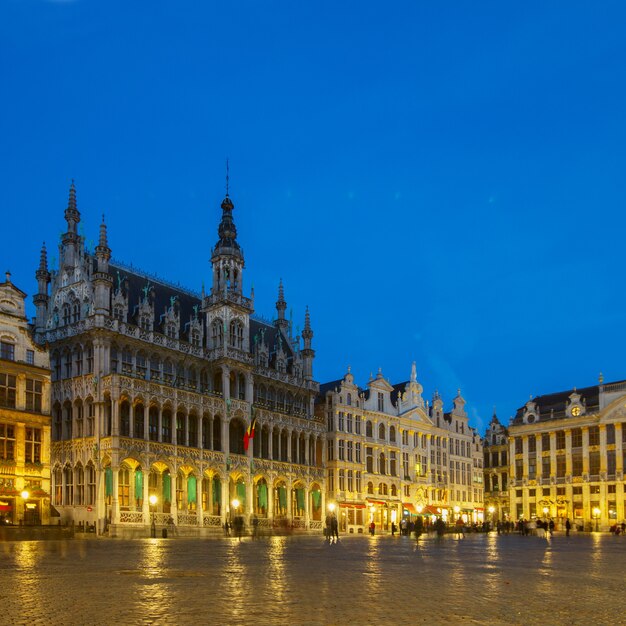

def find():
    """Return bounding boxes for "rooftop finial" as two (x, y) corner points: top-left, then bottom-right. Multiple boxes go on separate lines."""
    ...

(5, 271), (11, 284)
(99, 214), (108, 248)
(599, 372), (604, 384)
(410, 361), (417, 383)
(39, 242), (48, 271)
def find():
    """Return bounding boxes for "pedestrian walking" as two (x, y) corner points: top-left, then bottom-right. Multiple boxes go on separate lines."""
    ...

(331, 514), (339, 541)
(369, 521), (375, 536)
(565, 518), (571, 537)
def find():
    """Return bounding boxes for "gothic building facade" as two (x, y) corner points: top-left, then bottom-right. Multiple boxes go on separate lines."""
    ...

(33, 183), (326, 536)
(316, 364), (484, 534)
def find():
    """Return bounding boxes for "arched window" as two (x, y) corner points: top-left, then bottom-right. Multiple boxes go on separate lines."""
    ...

(211, 319), (224, 348)
(378, 423), (386, 441)
(366, 421), (373, 438)
(389, 425), (396, 443)
(367, 481), (374, 494)
(229, 320), (243, 349)
(379, 452), (386, 475)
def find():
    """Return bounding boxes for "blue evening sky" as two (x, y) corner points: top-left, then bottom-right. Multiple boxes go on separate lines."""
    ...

(2, 1), (626, 433)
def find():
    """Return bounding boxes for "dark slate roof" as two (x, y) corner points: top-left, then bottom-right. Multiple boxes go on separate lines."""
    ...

(110, 263), (202, 340)
(391, 381), (409, 406)
(317, 379), (345, 401)
(108, 263), (289, 358)
(511, 382), (614, 424)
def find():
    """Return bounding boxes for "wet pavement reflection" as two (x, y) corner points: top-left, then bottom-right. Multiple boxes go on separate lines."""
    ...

(0, 533), (624, 625)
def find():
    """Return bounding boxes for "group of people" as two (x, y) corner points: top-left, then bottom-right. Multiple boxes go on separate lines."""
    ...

(325, 513), (339, 542)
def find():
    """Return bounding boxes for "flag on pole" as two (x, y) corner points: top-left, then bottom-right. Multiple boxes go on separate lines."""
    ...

(244, 417), (257, 452)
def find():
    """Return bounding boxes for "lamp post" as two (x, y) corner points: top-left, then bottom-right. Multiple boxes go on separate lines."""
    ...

(453, 505), (460, 524)
(542, 506), (549, 521)
(149, 495), (157, 538)
(592, 507), (601, 532)
(21, 490), (29, 526)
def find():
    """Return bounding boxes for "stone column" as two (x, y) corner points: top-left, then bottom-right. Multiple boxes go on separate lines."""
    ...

(184, 413), (189, 447)
(144, 408), (149, 441)
(111, 399), (120, 437)
(221, 366), (230, 401)
(142, 469), (150, 524)
(171, 406), (178, 446)
(246, 373), (254, 404)
(111, 467), (119, 524)
(268, 426), (273, 460)
(287, 430), (292, 463)
(196, 476), (203, 527)
(158, 407), (163, 443)
(304, 434), (310, 466)
(615, 424), (623, 473)
(198, 416), (204, 450)
(221, 478), (229, 525)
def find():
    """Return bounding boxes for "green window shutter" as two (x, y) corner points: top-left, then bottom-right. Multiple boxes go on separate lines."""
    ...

(105, 467), (113, 497)
(187, 475), (197, 504)
(213, 477), (221, 504)
(236, 482), (246, 504)
(163, 472), (171, 502)
(134, 469), (143, 498)
(258, 483), (268, 509)
(278, 486), (287, 509)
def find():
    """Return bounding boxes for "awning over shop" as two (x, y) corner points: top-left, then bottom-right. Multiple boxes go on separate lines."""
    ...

(339, 503), (366, 509)
(402, 503), (417, 513)
(0, 503), (12, 511)
(421, 505), (444, 516)
(365, 499), (385, 506)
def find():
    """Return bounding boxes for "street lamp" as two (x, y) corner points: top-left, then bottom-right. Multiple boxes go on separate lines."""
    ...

(453, 505), (460, 523)
(328, 502), (336, 513)
(542, 506), (549, 520)
(149, 494), (157, 538)
(592, 507), (601, 532)
(21, 491), (29, 526)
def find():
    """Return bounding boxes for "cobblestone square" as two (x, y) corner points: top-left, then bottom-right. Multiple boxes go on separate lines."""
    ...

(1, 533), (624, 625)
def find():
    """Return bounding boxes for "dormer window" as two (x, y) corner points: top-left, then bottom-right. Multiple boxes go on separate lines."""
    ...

(166, 323), (177, 339)
(62, 303), (71, 326)
(191, 329), (201, 347)
(113, 305), (124, 322)
(0, 341), (15, 361)
(377, 392), (384, 412)
(140, 315), (151, 331)
(72, 301), (80, 323)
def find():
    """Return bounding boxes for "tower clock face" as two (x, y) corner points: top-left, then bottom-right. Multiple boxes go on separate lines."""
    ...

(571, 406), (580, 416)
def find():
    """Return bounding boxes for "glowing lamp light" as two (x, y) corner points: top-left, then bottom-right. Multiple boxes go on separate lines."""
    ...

(232, 499), (240, 510)
(592, 507), (601, 517)
(453, 505), (460, 514)
(149, 495), (157, 506)
(21, 490), (29, 500)
(543, 506), (549, 516)
(488, 506), (495, 514)
(328, 502), (336, 512)
(416, 505), (424, 514)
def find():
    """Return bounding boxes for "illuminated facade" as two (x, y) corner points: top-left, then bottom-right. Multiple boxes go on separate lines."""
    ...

(316, 364), (484, 533)
(0, 274), (51, 525)
(482, 413), (509, 522)
(508, 378), (626, 530)
(34, 184), (325, 536)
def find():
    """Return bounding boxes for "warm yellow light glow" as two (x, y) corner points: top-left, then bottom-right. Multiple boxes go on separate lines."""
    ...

(543, 507), (549, 516)
(149, 495), (157, 506)
(592, 507), (601, 517)
(488, 506), (495, 514)
(21, 490), (29, 500)
(453, 505), (460, 514)
(328, 502), (336, 512)
(232, 499), (240, 509)
(416, 505), (423, 514)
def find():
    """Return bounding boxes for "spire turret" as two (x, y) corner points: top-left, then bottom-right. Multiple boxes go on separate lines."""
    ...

(301, 306), (314, 381)
(34, 242), (51, 331)
(64, 180), (80, 234)
(275, 279), (289, 330)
